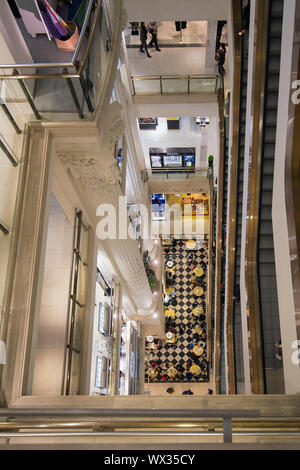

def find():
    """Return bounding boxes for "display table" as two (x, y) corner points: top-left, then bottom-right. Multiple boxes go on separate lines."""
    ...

(165, 309), (175, 319)
(186, 239), (197, 250)
(165, 332), (177, 344)
(167, 365), (178, 378)
(192, 325), (202, 335)
(190, 364), (201, 375)
(192, 345), (204, 356)
(192, 306), (204, 316)
(194, 266), (204, 277)
(147, 368), (158, 378)
(193, 286), (204, 297)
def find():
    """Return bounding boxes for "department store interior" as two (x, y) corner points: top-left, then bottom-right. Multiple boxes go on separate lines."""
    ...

(0, 0), (300, 450)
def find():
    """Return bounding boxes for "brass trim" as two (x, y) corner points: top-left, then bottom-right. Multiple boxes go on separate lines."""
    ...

(207, 172), (213, 364)
(131, 75), (218, 81)
(226, 0), (243, 395)
(246, 0), (270, 394)
(289, 47), (300, 342)
(215, 88), (225, 394)
(0, 74), (80, 80)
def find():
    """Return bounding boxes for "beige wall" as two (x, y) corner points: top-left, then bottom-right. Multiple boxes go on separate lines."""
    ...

(31, 194), (73, 396)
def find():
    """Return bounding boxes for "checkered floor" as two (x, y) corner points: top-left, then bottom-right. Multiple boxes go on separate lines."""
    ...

(145, 240), (209, 383)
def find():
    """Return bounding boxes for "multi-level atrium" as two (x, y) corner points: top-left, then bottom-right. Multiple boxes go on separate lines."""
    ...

(0, 0), (300, 450)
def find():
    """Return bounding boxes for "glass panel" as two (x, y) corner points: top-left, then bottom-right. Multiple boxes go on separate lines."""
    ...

(132, 78), (161, 95)
(190, 77), (217, 93)
(68, 303), (85, 395)
(32, 73), (87, 118)
(161, 78), (188, 94)
(0, 135), (21, 331)
(81, 3), (111, 111)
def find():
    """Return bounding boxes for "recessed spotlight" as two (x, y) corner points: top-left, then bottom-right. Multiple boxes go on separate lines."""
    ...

(153, 313), (158, 318)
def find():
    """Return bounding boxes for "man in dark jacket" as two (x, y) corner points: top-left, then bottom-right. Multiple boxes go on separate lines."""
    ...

(140, 22), (151, 58)
(217, 43), (226, 75)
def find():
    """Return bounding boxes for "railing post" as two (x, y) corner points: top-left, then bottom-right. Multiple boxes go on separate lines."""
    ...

(160, 76), (163, 94)
(0, 219), (10, 235)
(0, 101), (21, 134)
(0, 136), (19, 166)
(79, 75), (94, 113)
(131, 76), (136, 96)
(13, 69), (41, 120)
(64, 68), (84, 119)
(223, 417), (232, 443)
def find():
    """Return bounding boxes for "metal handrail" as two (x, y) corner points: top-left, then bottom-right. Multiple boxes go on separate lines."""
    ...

(131, 74), (219, 95)
(207, 171), (213, 364)
(245, 0), (270, 394)
(214, 88), (225, 394)
(225, 0), (243, 395)
(131, 74), (218, 80)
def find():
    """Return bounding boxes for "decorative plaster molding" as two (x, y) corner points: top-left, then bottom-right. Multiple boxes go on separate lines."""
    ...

(58, 151), (120, 193)
(107, 116), (126, 153)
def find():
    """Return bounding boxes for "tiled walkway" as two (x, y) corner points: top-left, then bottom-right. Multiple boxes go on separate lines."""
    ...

(145, 240), (209, 383)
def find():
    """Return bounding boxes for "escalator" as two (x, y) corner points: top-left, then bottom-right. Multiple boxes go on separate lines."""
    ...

(219, 79), (229, 394)
(257, 0), (284, 393)
(232, 9), (248, 394)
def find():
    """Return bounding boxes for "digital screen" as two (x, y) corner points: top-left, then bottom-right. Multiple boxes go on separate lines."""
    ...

(151, 155), (162, 167)
(163, 155), (182, 167)
(152, 193), (165, 203)
(184, 155), (195, 167)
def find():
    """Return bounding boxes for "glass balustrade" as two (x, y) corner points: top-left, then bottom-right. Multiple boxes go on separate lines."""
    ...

(131, 75), (219, 96)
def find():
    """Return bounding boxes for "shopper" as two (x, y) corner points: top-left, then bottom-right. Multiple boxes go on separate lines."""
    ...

(216, 20), (227, 50)
(148, 22), (161, 51)
(140, 22), (151, 58)
(275, 340), (282, 360)
(239, 1), (250, 36)
(217, 43), (226, 76)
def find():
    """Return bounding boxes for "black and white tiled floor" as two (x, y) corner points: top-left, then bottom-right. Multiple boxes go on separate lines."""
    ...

(145, 240), (209, 383)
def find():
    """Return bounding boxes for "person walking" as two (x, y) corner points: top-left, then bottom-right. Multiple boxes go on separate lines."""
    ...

(140, 22), (151, 58)
(148, 22), (161, 51)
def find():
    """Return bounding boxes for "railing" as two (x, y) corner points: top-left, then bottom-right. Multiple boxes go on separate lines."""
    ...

(64, 210), (89, 396)
(0, 0), (112, 121)
(1, 409), (300, 443)
(144, 168), (210, 181)
(214, 88), (225, 394)
(225, 0), (243, 395)
(0, 408), (261, 444)
(131, 74), (219, 96)
(207, 172), (214, 364)
(245, 0), (270, 394)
